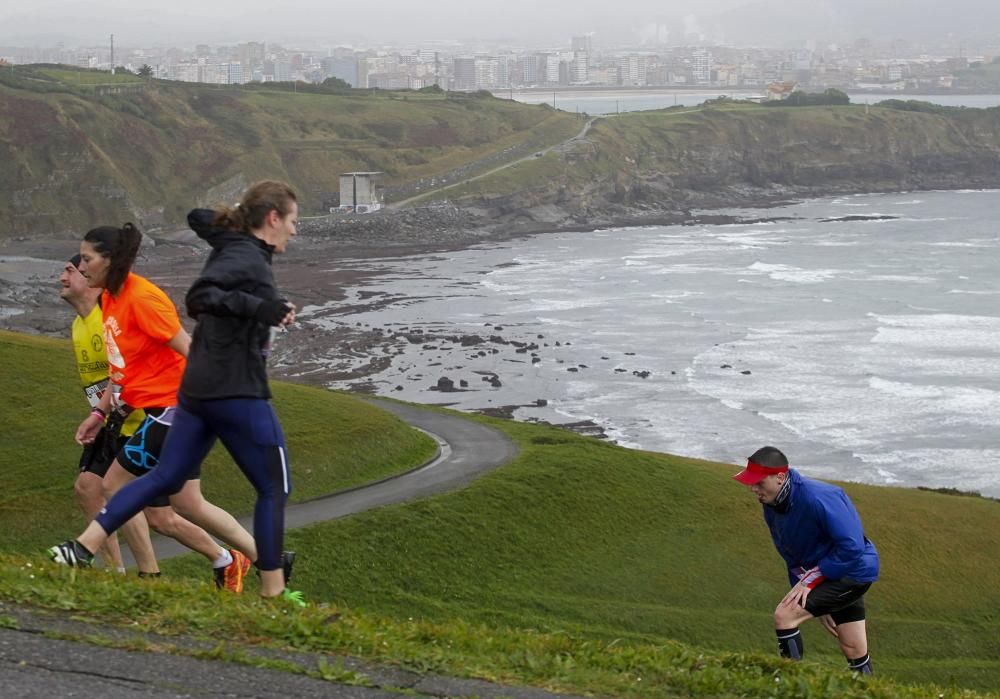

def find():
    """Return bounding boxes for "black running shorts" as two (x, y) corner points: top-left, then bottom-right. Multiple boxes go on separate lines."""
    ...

(116, 408), (200, 503)
(804, 578), (871, 624)
(78, 426), (124, 479)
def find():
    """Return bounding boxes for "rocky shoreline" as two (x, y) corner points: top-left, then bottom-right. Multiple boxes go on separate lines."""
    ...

(2, 182), (995, 440)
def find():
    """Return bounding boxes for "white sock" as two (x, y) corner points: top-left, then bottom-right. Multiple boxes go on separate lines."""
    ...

(117, 567), (127, 575)
(212, 548), (233, 569)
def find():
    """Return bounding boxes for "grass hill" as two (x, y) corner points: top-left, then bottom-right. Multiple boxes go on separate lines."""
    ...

(0, 330), (436, 552)
(7, 66), (1000, 240)
(432, 101), (1000, 213)
(1, 329), (998, 697)
(0, 65), (579, 236)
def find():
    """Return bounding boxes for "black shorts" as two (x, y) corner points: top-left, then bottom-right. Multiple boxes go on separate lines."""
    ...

(804, 578), (872, 624)
(116, 407), (201, 495)
(78, 426), (125, 478)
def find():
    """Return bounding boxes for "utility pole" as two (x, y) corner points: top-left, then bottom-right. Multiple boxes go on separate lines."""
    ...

(110, 34), (115, 74)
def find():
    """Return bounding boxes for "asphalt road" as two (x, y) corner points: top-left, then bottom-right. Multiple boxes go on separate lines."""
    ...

(0, 613), (584, 699)
(137, 398), (519, 562)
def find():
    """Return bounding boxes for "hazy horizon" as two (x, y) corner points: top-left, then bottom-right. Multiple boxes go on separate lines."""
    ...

(3, 1), (1000, 49)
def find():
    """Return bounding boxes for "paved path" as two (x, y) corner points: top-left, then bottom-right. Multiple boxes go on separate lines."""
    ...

(135, 398), (519, 562)
(0, 605), (585, 699)
(389, 107), (705, 210)
(387, 116), (602, 210)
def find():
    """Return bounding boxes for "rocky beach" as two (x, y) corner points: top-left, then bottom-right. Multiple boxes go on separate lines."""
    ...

(0, 192), (824, 439)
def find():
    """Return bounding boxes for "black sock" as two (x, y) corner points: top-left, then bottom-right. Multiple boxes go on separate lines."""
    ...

(776, 628), (804, 660)
(137, 571), (162, 578)
(848, 654), (873, 675)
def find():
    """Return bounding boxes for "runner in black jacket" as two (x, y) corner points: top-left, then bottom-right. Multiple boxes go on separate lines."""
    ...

(49, 181), (303, 604)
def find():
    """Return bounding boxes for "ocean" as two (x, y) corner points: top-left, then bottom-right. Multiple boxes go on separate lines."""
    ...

(504, 90), (1000, 114)
(298, 190), (1000, 497)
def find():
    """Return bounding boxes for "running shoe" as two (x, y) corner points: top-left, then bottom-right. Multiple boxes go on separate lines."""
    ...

(279, 588), (307, 608)
(48, 540), (94, 568)
(281, 550), (296, 585)
(214, 549), (252, 593)
(255, 550), (296, 584)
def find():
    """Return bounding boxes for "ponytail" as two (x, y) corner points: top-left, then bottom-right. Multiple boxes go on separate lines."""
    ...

(83, 222), (143, 295)
(212, 180), (297, 233)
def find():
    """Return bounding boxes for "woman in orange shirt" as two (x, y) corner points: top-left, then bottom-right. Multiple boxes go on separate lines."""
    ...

(53, 223), (257, 592)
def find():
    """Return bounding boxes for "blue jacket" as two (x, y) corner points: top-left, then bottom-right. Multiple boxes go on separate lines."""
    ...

(763, 469), (879, 586)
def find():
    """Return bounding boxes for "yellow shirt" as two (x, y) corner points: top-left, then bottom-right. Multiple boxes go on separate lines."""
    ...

(72, 305), (144, 436)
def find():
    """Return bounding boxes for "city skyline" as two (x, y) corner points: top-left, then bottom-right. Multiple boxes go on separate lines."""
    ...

(3, 1), (1000, 48)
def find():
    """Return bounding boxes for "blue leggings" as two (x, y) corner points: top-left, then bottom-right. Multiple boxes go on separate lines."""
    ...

(96, 396), (291, 571)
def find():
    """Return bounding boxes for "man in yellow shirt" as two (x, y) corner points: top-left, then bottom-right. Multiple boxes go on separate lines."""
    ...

(60, 254), (158, 574)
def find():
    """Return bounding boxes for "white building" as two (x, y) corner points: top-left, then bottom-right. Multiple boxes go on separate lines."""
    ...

(224, 62), (244, 84)
(618, 55), (647, 86)
(692, 49), (712, 84)
(475, 57), (499, 89)
(571, 52), (589, 84)
(544, 54), (560, 84)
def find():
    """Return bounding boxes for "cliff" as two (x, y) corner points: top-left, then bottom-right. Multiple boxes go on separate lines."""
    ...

(450, 103), (1000, 227)
(5, 65), (1000, 239)
(0, 66), (577, 237)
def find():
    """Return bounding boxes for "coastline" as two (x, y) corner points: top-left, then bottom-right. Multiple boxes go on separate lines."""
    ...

(4, 182), (1000, 448)
(5, 179), (999, 335)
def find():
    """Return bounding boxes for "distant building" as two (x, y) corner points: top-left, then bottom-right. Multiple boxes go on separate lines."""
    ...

(618, 55), (648, 86)
(368, 72), (411, 89)
(337, 172), (384, 214)
(692, 49), (713, 85)
(543, 54), (560, 84)
(223, 62), (244, 84)
(474, 57), (499, 89)
(323, 57), (358, 86)
(272, 60), (292, 82)
(766, 81), (798, 100)
(453, 56), (477, 90)
(237, 42), (265, 72)
(520, 55), (542, 85)
(571, 35), (593, 55)
(571, 51), (588, 84)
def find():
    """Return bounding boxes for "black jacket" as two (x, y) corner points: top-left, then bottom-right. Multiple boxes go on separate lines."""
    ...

(180, 209), (281, 400)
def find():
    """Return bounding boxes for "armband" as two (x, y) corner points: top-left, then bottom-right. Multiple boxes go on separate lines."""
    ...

(90, 407), (107, 420)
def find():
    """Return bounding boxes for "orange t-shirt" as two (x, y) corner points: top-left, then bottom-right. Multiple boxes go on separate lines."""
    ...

(102, 273), (185, 409)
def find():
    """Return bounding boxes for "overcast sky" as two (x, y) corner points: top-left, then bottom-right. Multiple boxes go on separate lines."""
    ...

(2, 1), (998, 48)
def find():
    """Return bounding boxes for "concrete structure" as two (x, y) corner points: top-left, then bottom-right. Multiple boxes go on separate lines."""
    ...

(337, 172), (384, 213)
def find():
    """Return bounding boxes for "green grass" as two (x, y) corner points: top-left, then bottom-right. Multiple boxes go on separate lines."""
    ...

(0, 330), (436, 551)
(2, 329), (998, 694)
(36, 67), (145, 86)
(165, 413), (1000, 691)
(0, 555), (992, 699)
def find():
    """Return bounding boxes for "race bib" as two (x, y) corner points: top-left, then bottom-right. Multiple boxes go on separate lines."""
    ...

(83, 379), (109, 408)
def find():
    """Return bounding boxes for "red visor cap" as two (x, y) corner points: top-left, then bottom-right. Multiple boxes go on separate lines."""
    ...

(732, 460), (787, 485)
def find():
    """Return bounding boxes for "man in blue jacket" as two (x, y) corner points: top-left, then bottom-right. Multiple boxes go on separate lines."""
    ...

(733, 446), (878, 675)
